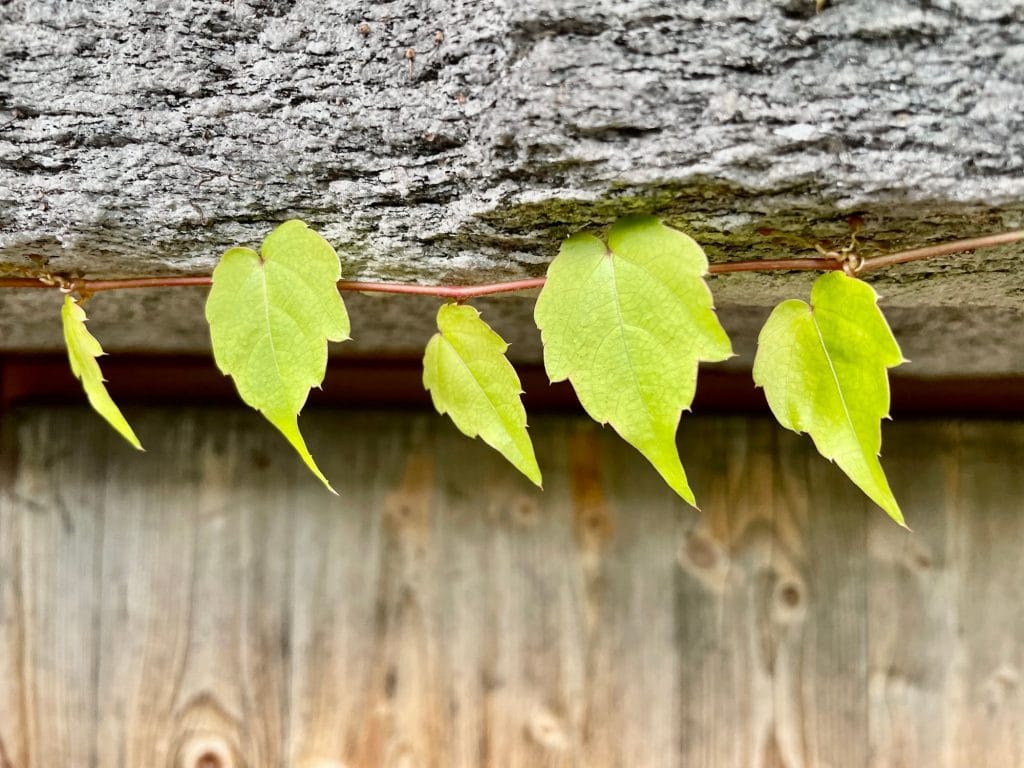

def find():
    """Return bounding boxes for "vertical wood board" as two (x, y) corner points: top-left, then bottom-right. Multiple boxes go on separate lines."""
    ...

(1, 407), (1023, 767)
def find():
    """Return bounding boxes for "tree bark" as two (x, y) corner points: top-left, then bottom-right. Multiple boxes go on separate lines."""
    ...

(1, 0), (1022, 371)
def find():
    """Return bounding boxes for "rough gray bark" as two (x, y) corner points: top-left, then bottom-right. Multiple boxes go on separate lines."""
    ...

(1, 0), (1023, 372)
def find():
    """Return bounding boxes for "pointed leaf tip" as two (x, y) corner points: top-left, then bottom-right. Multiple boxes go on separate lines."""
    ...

(753, 270), (905, 524)
(205, 220), (349, 491)
(423, 303), (542, 486)
(269, 410), (337, 494)
(534, 216), (731, 507)
(61, 295), (144, 450)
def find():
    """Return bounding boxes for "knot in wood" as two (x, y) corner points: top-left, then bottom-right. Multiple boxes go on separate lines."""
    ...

(174, 735), (239, 768)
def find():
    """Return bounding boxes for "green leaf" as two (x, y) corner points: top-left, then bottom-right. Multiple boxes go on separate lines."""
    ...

(752, 270), (906, 525)
(534, 215), (733, 506)
(61, 295), (143, 450)
(204, 219), (350, 492)
(423, 303), (542, 486)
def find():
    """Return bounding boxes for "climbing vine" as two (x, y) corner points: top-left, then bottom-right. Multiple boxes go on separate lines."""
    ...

(3, 219), (1022, 526)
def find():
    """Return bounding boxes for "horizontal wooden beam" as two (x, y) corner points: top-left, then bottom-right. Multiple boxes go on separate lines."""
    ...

(2, 355), (1023, 418)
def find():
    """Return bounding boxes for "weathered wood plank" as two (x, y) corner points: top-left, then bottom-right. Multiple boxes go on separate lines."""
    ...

(865, 423), (1024, 768)
(0, 414), (108, 767)
(2, 408), (1024, 767)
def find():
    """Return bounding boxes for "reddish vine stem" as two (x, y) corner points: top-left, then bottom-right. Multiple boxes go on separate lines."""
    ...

(334, 277), (548, 299)
(855, 230), (1024, 272)
(0, 229), (1020, 299)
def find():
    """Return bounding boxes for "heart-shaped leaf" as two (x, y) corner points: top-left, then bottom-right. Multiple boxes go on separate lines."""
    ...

(753, 270), (906, 525)
(205, 220), (349, 492)
(534, 215), (732, 506)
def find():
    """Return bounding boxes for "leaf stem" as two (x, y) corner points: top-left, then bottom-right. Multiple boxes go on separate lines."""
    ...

(0, 229), (1020, 298)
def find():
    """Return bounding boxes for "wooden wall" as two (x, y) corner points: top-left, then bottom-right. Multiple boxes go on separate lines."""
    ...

(1, 407), (1023, 768)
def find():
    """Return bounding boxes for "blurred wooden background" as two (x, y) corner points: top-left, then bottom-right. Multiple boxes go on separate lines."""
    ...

(1, 407), (1023, 768)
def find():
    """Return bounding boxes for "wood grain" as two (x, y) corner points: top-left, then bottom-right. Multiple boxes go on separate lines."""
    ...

(2, 408), (1024, 767)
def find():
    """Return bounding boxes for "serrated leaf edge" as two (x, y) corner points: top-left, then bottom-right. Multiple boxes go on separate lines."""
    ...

(424, 303), (542, 487)
(61, 295), (144, 451)
(753, 274), (905, 527)
(205, 222), (347, 493)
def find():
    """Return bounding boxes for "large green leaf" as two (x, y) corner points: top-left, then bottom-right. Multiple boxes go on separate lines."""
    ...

(423, 303), (542, 486)
(534, 215), (733, 506)
(61, 295), (143, 450)
(205, 220), (350, 492)
(753, 270), (906, 525)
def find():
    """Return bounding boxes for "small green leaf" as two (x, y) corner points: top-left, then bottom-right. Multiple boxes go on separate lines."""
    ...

(423, 303), (542, 486)
(753, 270), (906, 525)
(205, 220), (349, 492)
(61, 295), (143, 450)
(534, 215), (733, 506)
